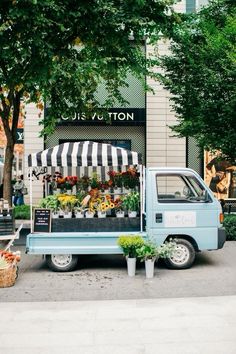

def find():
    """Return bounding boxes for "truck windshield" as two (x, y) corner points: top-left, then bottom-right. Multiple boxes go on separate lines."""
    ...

(156, 174), (209, 203)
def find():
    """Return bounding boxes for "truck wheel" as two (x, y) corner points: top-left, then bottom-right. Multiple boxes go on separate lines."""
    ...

(164, 238), (196, 269)
(46, 254), (78, 272)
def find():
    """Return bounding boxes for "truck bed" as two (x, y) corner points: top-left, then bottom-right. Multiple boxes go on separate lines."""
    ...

(26, 231), (146, 255)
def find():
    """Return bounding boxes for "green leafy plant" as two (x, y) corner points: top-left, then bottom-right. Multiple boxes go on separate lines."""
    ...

(136, 241), (159, 261)
(75, 191), (88, 212)
(137, 239), (177, 261)
(223, 215), (236, 241)
(157, 240), (177, 259)
(117, 235), (144, 258)
(122, 192), (140, 212)
(39, 195), (59, 212)
(14, 205), (30, 220)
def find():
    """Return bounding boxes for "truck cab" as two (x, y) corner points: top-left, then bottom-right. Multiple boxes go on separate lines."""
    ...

(145, 167), (225, 269)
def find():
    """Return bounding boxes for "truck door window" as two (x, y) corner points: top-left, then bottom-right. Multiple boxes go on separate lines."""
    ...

(156, 174), (208, 203)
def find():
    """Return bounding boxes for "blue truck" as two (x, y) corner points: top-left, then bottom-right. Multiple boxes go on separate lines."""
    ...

(26, 142), (226, 271)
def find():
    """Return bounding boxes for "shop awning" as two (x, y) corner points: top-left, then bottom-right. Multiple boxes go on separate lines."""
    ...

(28, 141), (142, 167)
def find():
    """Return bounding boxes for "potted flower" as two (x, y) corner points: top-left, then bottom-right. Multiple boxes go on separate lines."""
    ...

(74, 191), (87, 218)
(136, 240), (158, 278)
(90, 173), (101, 190)
(122, 192), (140, 217)
(101, 181), (110, 194)
(58, 195), (77, 218)
(55, 174), (66, 193)
(39, 195), (59, 218)
(137, 239), (177, 278)
(113, 196), (125, 217)
(77, 175), (90, 192)
(117, 235), (144, 277)
(108, 171), (123, 193)
(122, 168), (139, 192)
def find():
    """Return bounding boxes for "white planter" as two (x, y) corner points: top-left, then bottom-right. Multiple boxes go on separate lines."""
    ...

(86, 212), (94, 218)
(52, 212), (59, 219)
(59, 211), (65, 218)
(72, 186), (77, 195)
(103, 189), (109, 195)
(116, 211), (125, 218)
(127, 257), (136, 277)
(114, 187), (122, 194)
(75, 212), (84, 218)
(66, 190), (72, 195)
(56, 188), (61, 194)
(97, 211), (106, 218)
(145, 259), (155, 279)
(128, 211), (137, 218)
(64, 212), (72, 218)
(123, 188), (131, 194)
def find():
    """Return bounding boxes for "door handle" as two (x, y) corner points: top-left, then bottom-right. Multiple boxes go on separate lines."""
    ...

(156, 213), (163, 223)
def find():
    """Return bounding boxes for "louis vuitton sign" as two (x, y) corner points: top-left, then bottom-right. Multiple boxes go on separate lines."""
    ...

(56, 108), (146, 126)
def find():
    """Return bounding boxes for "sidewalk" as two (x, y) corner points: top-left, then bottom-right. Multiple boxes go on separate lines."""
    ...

(1, 296), (236, 354)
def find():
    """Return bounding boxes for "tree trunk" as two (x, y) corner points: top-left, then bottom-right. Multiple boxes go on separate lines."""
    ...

(1, 91), (21, 206)
(3, 144), (14, 205)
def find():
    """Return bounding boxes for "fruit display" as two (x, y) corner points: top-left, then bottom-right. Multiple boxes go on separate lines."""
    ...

(0, 250), (21, 269)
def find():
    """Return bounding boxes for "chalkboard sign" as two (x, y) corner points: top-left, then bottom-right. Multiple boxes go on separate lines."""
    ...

(33, 208), (51, 233)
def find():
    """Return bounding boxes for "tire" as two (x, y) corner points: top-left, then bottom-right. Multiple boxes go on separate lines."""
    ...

(164, 238), (196, 269)
(46, 254), (78, 272)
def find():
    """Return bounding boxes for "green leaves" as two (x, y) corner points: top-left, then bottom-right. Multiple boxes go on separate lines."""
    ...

(117, 235), (145, 258)
(160, 0), (236, 161)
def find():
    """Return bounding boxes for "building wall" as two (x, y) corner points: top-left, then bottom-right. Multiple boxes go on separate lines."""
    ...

(146, 0), (186, 168)
(24, 103), (44, 205)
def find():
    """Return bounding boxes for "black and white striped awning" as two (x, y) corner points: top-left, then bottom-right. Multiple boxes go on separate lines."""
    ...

(28, 141), (142, 167)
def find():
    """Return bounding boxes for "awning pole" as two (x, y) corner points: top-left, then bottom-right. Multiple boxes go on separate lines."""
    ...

(142, 165), (146, 217)
(29, 168), (33, 233)
(140, 165), (143, 233)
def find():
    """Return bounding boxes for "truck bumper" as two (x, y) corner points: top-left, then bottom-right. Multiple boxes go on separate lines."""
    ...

(218, 227), (226, 249)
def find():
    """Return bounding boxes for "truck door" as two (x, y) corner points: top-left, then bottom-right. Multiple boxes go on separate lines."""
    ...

(148, 171), (219, 251)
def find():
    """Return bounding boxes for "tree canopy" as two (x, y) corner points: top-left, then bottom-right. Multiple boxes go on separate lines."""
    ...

(160, 0), (236, 162)
(0, 0), (177, 202)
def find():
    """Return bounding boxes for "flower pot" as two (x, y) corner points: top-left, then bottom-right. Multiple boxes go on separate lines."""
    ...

(52, 212), (59, 219)
(128, 211), (137, 218)
(59, 211), (65, 218)
(75, 211), (84, 218)
(116, 211), (125, 218)
(127, 257), (136, 277)
(64, 212), (72, 218)
(66, 189), (72, 195)
(56, 188), (61, 194)
(114, 187), (122, 194)
(85, 212), (94, 218)
(97, 211), (106, 218)
(145, 259), (155, 279)
(123, 188), (131, 194)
